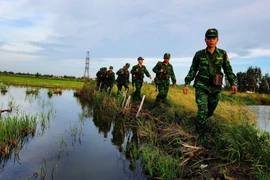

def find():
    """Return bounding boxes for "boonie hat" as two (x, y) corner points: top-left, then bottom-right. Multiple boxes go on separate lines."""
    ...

(125, 63), (130, 67)
(137, 56), (144, 60)
(163, 53), (171, 59)
(205, 28), (218, 37)
(109, 66), (113, 69)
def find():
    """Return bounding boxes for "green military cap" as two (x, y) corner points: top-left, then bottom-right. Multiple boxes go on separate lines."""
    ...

(104, 67), (107, 70)
(163, 53), (171, 59)
(137, 56), (144, 60)
(109, 66), (113, 69)
(125, 63), (130, 67)
(205, 28), (218, 37)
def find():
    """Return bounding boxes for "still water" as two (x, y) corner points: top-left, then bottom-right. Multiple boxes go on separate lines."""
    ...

(246, 105), (270, 132)
(0, 86), (146, 180)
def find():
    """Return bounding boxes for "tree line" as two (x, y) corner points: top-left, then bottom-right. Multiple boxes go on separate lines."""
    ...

(0, 71), (83, 80)
(235, 66), (270, 94)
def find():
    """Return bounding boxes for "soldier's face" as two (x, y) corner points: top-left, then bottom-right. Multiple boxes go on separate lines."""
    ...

(205, 36), (219, 48)
(138, 60), (143, 64)
(164, 58), (170, 63)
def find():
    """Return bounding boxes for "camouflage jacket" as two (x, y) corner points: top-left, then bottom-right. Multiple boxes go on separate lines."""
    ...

(105, 71), (116, 85)
(152, 61), (176, 84)
(184, 47), (236, 92)
(116, 68), (130, 83)
(96, 70), (103, 80)
(130, 64), (151, 80)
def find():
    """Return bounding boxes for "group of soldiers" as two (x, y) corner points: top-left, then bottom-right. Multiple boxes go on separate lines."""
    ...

(96, 66), (116, 94)
(95, 28), (238, 146)
(95, 53), (176, 103)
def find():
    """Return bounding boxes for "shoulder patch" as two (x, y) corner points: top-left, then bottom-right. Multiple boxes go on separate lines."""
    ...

(217, 57), (223, 61)
(226, 55), (230, 61)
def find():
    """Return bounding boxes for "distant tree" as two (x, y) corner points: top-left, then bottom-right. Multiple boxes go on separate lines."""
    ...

(236, 72), (247, 92)
(35, 72), (41, 77)
(246, 66), (261, 92)
(265, 73), (270, 94)
(259, 75), (269, 94)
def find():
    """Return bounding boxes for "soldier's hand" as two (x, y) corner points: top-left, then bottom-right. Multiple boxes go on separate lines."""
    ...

(160, 69), (164, 73)
(183, 86), (189, 94)
(149, 76), (152, 80)
(232, 85), (237, 94)
(173, 84), (176, 89)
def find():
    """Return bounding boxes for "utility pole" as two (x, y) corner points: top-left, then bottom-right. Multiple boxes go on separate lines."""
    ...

(84, 51), (90, 79)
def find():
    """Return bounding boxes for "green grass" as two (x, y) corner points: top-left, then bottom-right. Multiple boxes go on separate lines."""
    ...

(0, 75), (84, 89)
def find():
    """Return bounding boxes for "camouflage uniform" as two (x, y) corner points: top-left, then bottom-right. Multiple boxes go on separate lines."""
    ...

(152, 53), (176, 102)
(96, 68), (103, 90)
(104, 66), (116, 94)
(184, 28), (236, 137)
(116, 63), (130, 95)
(130, 57), (151, 101)
(100, 67), (108, 92)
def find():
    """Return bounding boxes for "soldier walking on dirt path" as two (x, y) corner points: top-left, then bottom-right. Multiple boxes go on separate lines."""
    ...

(152, 53), (176, 103)
(130, 57), (152, 101)
(183, 28), (237, 146)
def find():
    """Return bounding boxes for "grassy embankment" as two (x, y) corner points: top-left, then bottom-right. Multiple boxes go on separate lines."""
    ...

(77, 79), (270, 180)
(0, 75), (84, 90)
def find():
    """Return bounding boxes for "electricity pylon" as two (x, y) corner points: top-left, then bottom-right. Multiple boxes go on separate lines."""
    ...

(83, 51), (90, 79)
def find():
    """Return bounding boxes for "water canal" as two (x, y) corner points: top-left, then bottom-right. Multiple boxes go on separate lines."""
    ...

(0, 86), (147, 180)
(245, 105), (270, 132)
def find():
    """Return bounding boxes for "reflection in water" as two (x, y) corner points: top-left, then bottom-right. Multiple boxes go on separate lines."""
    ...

(77, 96), (146, 178)
(246, 106), (270, 132)
(0, 87), (147, 180)
(111, 118), (125, 152)
(93, 106), (112, 138)
(125, 128), (139, 171)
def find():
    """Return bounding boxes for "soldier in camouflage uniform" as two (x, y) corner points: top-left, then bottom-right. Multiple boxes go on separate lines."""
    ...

(152, 53), (176, 103)
(100, 67), (108, 92)
(96, 68), (103, 90)
(183, 28), (237, 145)
(104, 66), (116, 94)
(116, 63), (130, 95)
(130, 57), (152, 101)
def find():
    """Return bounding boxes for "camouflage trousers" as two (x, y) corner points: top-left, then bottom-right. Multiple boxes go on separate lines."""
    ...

(104, 82), (114, 94)
(133, 79), (143, 101)
(117, 81), (129, 95)
(195, 88), (219, 135)
(156, 79), (170, 102)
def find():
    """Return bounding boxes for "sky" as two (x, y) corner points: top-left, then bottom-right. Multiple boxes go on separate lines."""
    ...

(0, 0), (270, 84)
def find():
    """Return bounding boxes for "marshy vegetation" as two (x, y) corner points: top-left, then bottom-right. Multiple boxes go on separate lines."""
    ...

(0, 97), (55, 169)
(75, 78), (270, 180)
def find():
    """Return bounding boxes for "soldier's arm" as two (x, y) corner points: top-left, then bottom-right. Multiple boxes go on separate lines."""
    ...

(144, 66), (151, 77)
(116, 69), (122, 75)
(152, 63), (160, 74)
(170, 65), (176, 85)
(130, 66), (136, 74)
(184, 53), (199, 86)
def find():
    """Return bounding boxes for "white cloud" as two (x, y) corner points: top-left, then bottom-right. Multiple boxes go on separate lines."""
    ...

(0, 0), (269, 83)
(2, 42), (43, 52)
